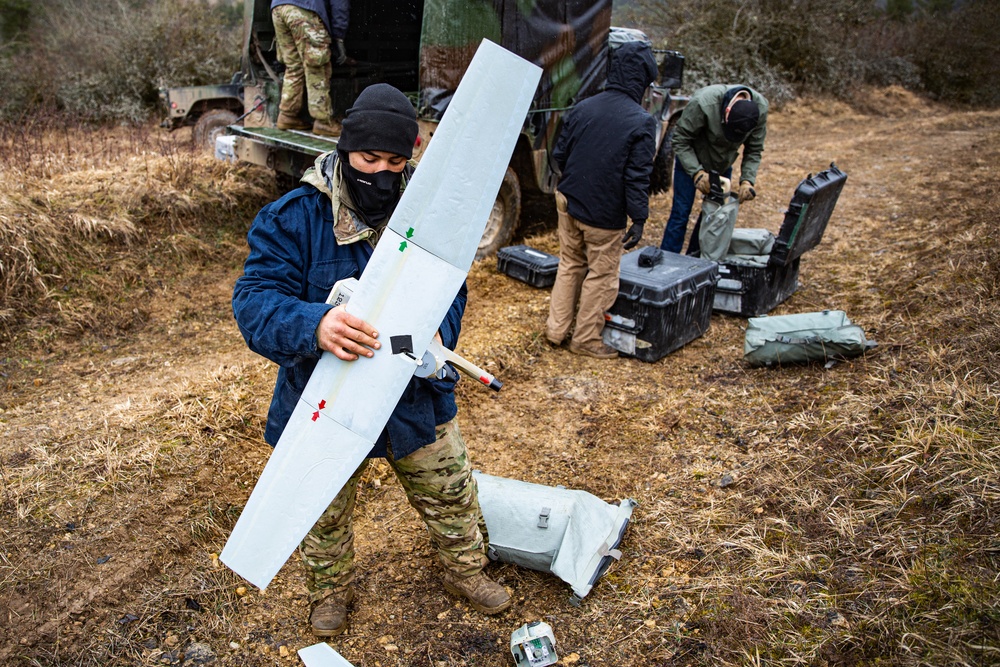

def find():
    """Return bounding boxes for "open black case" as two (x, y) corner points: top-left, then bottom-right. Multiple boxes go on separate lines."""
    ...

(713, 164), (848, 317)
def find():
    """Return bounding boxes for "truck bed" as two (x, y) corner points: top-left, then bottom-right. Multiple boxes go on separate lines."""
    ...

(224, 125), (340, 179)
(229, 125), (339, 156)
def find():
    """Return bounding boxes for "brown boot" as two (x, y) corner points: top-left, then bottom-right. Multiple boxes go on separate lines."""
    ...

(309, 589), (354, 637)
(311, 119), (342, 137)
(276, 112), (310, 131)
(569, 340), (619, 359)
(442, 571), (511, 615)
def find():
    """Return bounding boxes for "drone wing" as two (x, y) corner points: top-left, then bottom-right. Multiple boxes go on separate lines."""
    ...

(221, 40), (541, 590)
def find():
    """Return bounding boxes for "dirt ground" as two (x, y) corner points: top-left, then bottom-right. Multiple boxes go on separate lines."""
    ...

(2, 89), (999, 666)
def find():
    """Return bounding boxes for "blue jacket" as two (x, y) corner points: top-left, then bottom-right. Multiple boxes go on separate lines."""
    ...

(233, 171), (465, 459)
(552, 40), (658, 230)
(271, 0), (350, 40)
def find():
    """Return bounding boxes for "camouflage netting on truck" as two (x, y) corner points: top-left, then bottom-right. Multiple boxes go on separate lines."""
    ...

(418, 0), (612, 122)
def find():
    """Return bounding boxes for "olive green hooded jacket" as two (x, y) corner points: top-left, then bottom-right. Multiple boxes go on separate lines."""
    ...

(671, 84), (768, 185)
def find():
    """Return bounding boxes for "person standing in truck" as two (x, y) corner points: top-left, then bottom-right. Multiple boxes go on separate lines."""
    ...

(233, 83), (511, 638)
(544, 40), (658, 359)
(271, 0), (352, 136)
(658, 84), (769, 255)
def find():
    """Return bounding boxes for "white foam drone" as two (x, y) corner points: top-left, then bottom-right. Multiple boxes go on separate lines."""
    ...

(220, 41), (542, 590)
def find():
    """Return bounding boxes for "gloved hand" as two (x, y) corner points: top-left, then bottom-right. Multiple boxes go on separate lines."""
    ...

(738, 180), (756, 203)
(336, 38), (349, 66)
(693, 170), (711, 195)
(622, 221), (644, 250)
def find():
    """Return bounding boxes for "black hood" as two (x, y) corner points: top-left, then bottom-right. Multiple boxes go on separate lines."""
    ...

(606, 41), (658, 104)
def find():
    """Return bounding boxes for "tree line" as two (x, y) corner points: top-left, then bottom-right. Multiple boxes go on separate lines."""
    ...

(0, 0), (996, 123)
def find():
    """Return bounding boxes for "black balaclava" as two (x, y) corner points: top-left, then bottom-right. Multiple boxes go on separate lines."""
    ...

(721, 88), (760, 143)
(339, 156), (402, 225)
(336, 83), (419, 225)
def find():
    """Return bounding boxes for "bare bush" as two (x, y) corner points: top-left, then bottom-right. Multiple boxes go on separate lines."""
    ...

(614, 0), (998, 108)
(905, 2), (1000, 105)
(0, 0), (241, 122)
(0, 119), (273, 347)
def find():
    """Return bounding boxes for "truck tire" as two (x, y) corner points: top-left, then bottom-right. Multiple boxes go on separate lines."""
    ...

(649, 128), (674, 194)
(193, 109), (239, 153)
(476, 166), (521, 260)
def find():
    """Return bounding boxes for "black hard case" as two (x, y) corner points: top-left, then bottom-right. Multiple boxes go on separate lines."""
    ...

(713, 165), (848, 317)
(603, 249), (719, 362)
(713, 258), (800, 317)
(496, 245), (560, 288)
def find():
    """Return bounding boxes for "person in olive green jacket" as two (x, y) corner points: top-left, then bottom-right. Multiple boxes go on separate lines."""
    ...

(658, 84), (768, 254)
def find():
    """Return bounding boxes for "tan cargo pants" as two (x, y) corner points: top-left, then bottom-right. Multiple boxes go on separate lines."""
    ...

(272, 5), (334, 123)
(546, 191), (622, 347)
(299, 418), (489, 602)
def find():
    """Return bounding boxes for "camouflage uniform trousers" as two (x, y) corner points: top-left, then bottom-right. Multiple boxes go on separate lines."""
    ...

(299, 417), (490, 602)
(271, 4), (334, 122)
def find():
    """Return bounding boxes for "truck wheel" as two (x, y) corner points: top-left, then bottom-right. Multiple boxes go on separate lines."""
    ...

(649, 128), (674, 194)
(193, 109), (239, 153)
(476, 166), (521, 260)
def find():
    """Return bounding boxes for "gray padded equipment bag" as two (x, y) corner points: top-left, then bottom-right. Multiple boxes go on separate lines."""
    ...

(699, 193), (741, 261)
(744, 310), (876, 367)
(473, 471), (635, 602)
(727, 228), (775, 256)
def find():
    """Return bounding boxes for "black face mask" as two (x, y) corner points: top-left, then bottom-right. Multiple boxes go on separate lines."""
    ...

(341, 156), (402, 225)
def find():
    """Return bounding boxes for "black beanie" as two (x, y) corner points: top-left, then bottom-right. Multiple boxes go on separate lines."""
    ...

(338, 84), (419, 159)
(723, 98), (759, 143)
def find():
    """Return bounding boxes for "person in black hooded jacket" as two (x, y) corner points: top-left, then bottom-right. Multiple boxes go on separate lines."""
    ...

(545, 40), (658, 359)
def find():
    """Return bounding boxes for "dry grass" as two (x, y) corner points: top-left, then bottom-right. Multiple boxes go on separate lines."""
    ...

(1, 96), (999, 666)
(456, 97), (1000, 666)
(1, 357), (271, 665)
(0, 119), (273, 350)
(650, 106), (1000, 666)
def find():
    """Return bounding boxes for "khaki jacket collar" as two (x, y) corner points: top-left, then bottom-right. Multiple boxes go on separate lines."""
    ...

(301, 151), (378, 246)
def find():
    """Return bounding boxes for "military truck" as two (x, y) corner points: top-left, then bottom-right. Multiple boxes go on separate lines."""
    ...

(159, 79), (243, 149)
(178, 0), (687, 258)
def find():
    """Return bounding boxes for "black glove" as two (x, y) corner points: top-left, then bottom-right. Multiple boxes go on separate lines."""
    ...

(335, 38), (349, 66)
(622, 221), (644, 250)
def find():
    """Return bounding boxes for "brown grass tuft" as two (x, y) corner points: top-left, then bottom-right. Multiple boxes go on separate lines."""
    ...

(0, 120), (273, 349)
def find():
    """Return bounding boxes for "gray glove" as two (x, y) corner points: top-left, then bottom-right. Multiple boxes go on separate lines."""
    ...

(622, 221), (644, 250)
(335, 38), (348, 66)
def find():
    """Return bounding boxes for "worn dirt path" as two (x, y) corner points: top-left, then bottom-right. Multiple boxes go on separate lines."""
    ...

(2, 91), (998, 666)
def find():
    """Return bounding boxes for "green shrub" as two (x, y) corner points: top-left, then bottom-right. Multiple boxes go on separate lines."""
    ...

(0, 0), (34, 43)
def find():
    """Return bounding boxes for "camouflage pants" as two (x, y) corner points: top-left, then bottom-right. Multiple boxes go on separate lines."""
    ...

(272, 5), (333, 122)
(299, 418), (489, 601)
